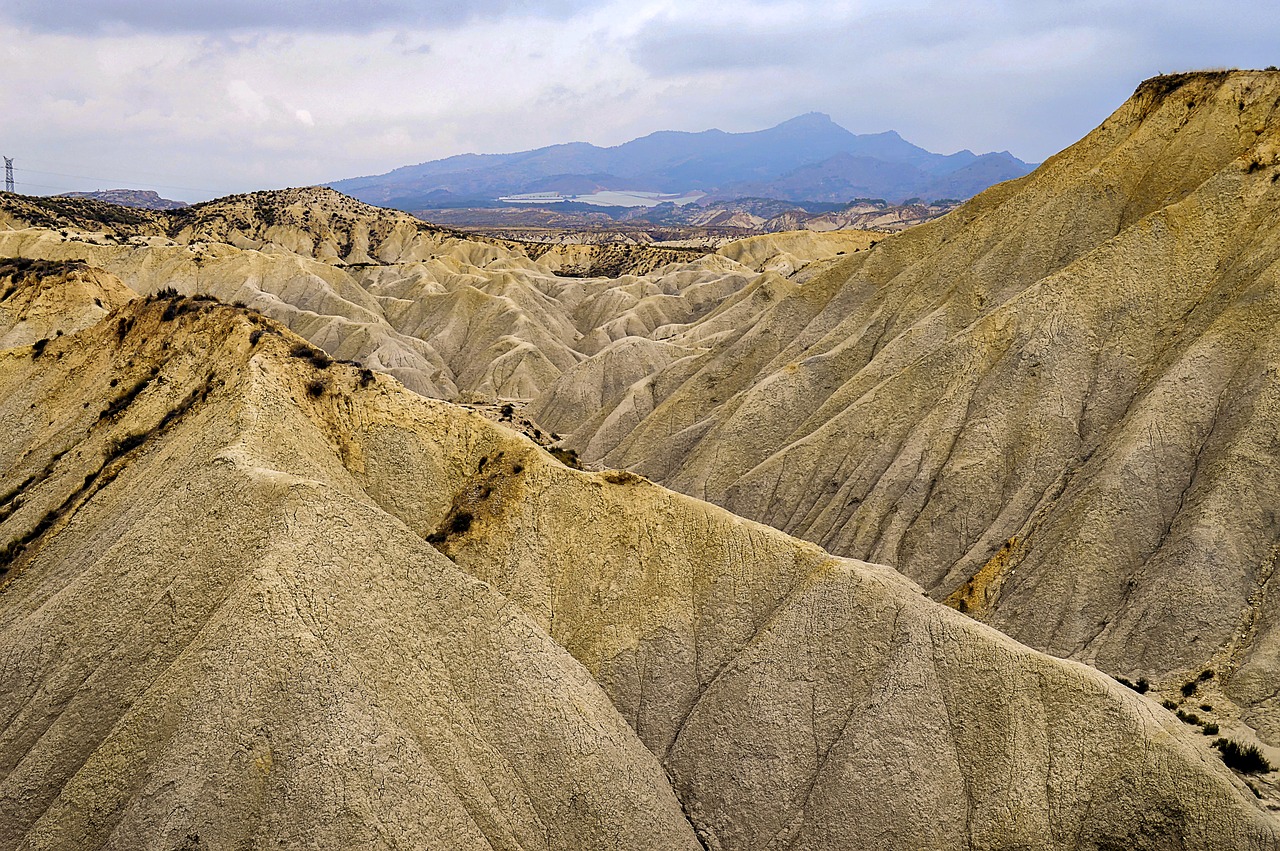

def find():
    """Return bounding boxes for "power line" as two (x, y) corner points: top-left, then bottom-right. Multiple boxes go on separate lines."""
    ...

(13, 167), (214, 195)
(16, 157), (219, 185)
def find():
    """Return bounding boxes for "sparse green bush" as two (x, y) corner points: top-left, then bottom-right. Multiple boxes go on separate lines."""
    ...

(549, 446), (581, 469)
(1181, 680), (1198, 698)
(1202, 723), (1219, 735)
(306, 379), (327, 397)
(1176, 710), (1200, 725)
(426, 511), (473, 544)
(1213, 738), (1273, 774)
(1116, 676), (1150, 694)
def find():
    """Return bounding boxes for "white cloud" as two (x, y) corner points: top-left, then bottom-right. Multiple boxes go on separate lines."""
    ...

(0, 0), (1276, 201)
(227, 80), (271, 121)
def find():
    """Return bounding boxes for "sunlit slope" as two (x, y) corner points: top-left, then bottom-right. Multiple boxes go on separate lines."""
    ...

(0, 267), (1275, 848)
(533, 71), (1280, 736)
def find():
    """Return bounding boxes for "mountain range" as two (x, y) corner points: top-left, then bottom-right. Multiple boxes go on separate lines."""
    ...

(328, 112), (1036, 209)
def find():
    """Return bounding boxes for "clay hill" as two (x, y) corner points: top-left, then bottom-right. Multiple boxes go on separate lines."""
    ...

(527, 69), (1280, 747)
(328, 112), (1034, 208)
(4, 69), (1280, 845)
(0, 188), (717, 399)
(56, 190), (188, 211)
(1, 257), (1277, 849)
(418, 197), (960, 247)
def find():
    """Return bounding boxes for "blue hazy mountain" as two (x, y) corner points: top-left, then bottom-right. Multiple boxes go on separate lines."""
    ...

(329, 113), (1035, 208)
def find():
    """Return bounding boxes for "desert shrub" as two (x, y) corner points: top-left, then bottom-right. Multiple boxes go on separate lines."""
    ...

(602, 470), (644, 485)
(1116, 676), (1150, 693)
(1176, 710), (1200, 725)
(116, 316), (133, 339)
(1202, 723), (1220, 735)
(99, 373), (155, 420)
(289, 343), (330, 366)
(1162, 699), (1178, 710)
(161, 301), (179, 322)
(31, 338), (49, 358)
(549, 446), (581, 469)
(1213, 738), (1273, 774)
(500, 403), (514, 419)
(249, 329), (263, 346)
(1181, 680), (1198, 698)
(106, 432), (149, 459)
(305, 379), (327, 397)
(1198, 669), (1215, 681)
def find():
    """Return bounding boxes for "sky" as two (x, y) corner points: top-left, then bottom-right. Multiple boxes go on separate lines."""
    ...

(2, 0), (1278, 201)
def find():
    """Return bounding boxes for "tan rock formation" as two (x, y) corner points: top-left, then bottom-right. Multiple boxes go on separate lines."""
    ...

(0, 190), (816, 404)
(530, 71), (1280, 749)
(0, 265), (1276, 848)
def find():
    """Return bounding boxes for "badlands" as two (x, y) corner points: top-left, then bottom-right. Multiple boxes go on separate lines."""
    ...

(3, 71), (1280, 848)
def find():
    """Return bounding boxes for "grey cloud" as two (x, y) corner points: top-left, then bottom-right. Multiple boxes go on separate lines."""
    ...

(625, 0), (1280, 162)
(631, 0), (1280, 79)
(7, 0), (595, 34)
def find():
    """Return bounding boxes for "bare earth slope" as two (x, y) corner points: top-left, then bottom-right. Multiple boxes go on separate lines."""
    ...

(0, 189), (797, 403)
(0, 268), (1276, 847)
(529, 71), (1280, 743)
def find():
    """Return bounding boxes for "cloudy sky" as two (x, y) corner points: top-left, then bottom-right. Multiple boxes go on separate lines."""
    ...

(2, 0), (1277, 201)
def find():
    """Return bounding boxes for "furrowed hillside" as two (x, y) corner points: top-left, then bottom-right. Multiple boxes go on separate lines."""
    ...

(0, 264), (1275, 849)
(527, 70), (1280, 747)
(0, 187), (752, 401)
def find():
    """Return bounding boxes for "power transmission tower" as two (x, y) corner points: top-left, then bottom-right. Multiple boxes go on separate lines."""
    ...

(3, 158), (12, 193)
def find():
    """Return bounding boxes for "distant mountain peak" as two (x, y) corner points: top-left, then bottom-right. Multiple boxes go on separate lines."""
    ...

(777, 111), (837, 127)
(329, 115), (1034, 208)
